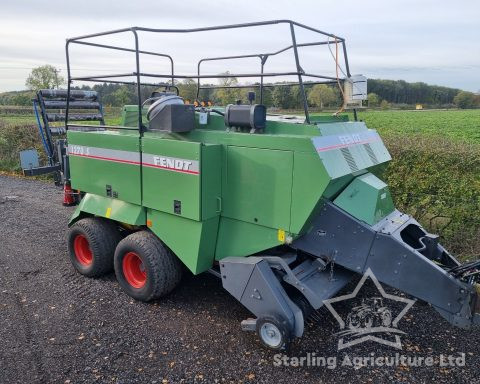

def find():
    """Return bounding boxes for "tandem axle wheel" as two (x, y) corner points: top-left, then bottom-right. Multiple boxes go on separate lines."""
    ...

(68, 219), (182, 302)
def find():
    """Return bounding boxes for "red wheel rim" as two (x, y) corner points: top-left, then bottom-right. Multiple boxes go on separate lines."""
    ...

(123, 252), (147, 288)
(73, 234), (93, 266)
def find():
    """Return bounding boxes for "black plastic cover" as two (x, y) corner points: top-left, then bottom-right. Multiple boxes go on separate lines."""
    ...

(224, 104), (266, 130)
(148, 104), (195, 132)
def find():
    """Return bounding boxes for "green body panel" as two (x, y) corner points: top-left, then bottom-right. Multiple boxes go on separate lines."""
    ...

(147, 209), (219, 274)
(68, 106), (395, 274)
(290, 151), (331, 234)
(142, 137), (202, 220)
(334, 173), (395, 225)
(315, 122), (391, 180)
(309, 114), (349, 123)
(122, 105), (147, 127)
(68, 193), (146, 226)
(223, 146), (293, 230)
(201, 144), (222, 220)
(67, 130), (141, 204)
(215, 217), (282, 259)
(322, 174), (355, 200)
(141, 137), (222, 222)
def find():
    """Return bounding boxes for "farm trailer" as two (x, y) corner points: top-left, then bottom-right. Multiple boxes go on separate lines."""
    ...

(40, 21), (480, 349)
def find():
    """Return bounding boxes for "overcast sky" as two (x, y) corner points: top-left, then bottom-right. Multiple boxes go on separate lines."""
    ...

(0, 0), (479, 92)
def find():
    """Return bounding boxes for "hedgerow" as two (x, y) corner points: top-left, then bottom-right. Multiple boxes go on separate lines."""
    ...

(382, 134), (480, 260)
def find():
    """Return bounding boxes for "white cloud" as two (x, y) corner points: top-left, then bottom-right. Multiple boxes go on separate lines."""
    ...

(0, 0), (479, 92)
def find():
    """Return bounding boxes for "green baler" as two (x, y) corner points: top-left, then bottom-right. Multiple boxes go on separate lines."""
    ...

(68, 111), (392, 273)
(60, 21), (480, 349)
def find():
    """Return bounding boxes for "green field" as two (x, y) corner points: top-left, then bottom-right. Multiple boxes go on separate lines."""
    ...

(357, 109), (480, 143)
(0, 111), (120, 127)
(307, 109), (480, 143)
(2, 108), (479, 139)
(1, 108), (479, 259)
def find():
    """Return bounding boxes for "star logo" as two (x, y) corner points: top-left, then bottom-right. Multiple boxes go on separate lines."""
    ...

(323, 268), (416, 350)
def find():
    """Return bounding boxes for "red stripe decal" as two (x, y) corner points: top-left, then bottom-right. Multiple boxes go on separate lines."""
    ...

(69, 153), (140, 165)
(69, 153), (199, 174)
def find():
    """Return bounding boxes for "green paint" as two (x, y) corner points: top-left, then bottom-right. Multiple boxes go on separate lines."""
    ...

(315, 122), (392, 180)
(67, 130), (142, 204)
(122, 105), (148, 128)
(215, 217), (282, 260)
(223, 146), (293, 230)
(309, 114), (349, 123)
(147, 209), (219, 274)
(68, 193), (146, 226)
(68, 106), (395, 274)
(201, 144), (222, 220)
(142, 137), (201, 220)
(334, 173), (395, 225)
(290, 151), (331, 234)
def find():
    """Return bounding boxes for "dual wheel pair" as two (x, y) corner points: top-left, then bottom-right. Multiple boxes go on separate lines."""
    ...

(68, 217), (182, 301)
(69, 217), (291, 350)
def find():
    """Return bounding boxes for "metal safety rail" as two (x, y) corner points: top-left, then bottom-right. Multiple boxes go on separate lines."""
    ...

(196, 40), (347, 107)
(65, 20), (354, 129)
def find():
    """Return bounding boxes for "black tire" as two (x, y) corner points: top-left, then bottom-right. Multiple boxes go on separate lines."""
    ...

(256, 316), (291, 351)
(68, 217), (121, 277)
(114, 231), (182, 302)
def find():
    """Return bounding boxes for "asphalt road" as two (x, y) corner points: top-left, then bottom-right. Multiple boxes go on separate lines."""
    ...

(0, 174), (479, 384)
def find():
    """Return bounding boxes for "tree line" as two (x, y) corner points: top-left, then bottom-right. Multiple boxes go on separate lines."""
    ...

(368, 79), (461, 105)
(0, 65), (478, 109)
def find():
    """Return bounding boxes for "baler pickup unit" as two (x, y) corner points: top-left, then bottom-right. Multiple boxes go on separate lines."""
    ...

(21, 89), (105, 182)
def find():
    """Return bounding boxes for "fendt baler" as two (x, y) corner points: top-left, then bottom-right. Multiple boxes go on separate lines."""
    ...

(45, 21), (480, 349)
